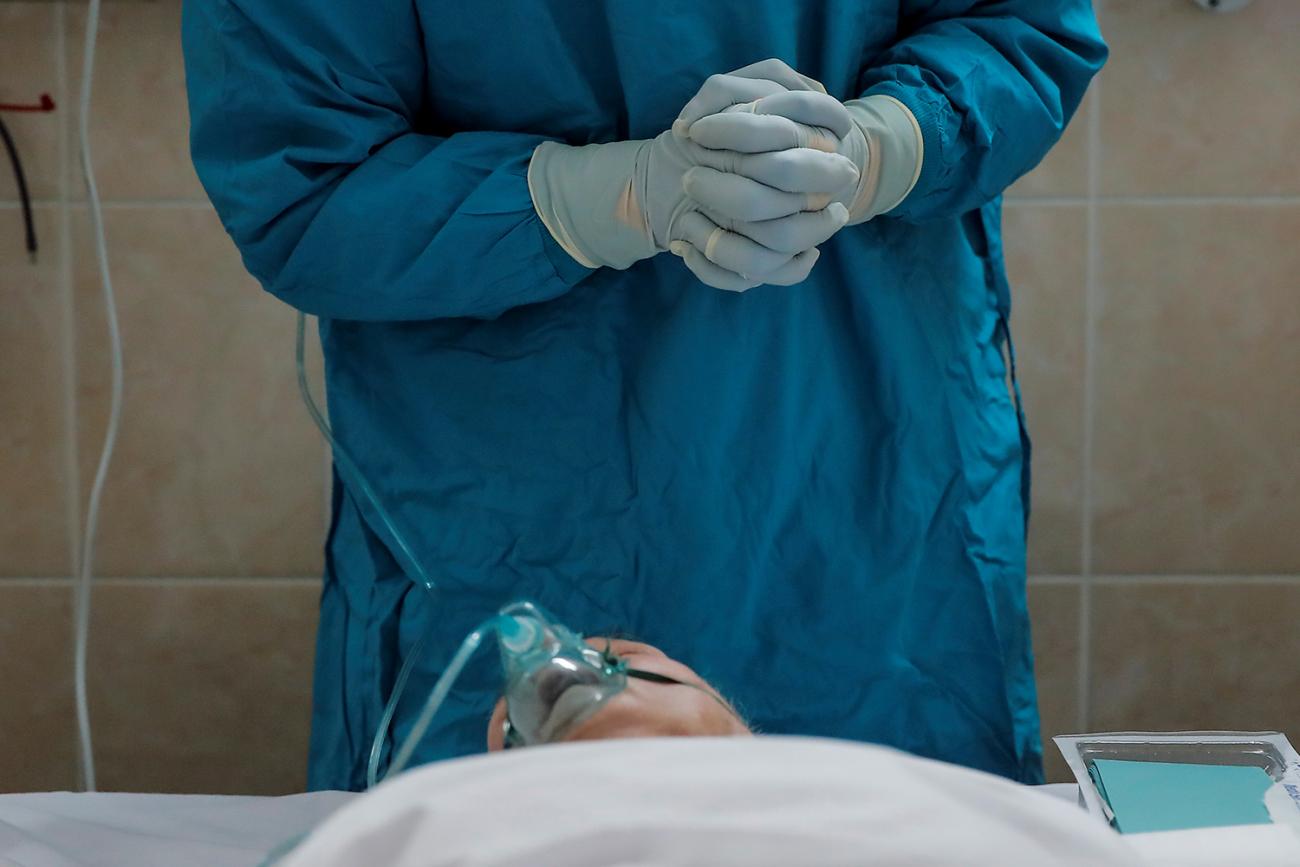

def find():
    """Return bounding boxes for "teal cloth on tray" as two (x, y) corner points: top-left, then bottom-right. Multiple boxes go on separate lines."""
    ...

(1091, 759), (1275, 834)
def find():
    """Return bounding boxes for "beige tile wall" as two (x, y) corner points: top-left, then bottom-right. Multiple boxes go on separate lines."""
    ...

(1, 2), (324, 795)
(1, 0), (1296, 792)
(1007, 0), (1300, 781)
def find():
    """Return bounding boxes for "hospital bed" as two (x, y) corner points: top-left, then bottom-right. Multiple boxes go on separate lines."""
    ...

(2, 738), (1297, 867)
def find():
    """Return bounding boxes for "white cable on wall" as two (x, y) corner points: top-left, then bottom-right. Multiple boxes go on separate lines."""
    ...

(74, 0), (118, 793)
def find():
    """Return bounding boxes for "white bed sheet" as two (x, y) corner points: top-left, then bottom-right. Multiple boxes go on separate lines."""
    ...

(0, 790), (353, 867)
(0, 783), (1081, 867)
(278, 737), (1136, 867)
(4, 769), (1293, 867)
(0, 783), (1078, 866)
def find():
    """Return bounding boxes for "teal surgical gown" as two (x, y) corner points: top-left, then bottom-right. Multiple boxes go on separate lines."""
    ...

(183, 1), (1106, 791)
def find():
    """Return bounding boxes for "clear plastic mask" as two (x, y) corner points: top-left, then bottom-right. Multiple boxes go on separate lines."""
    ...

(385, 601), (631, 777)
(496, 601), (629, 748)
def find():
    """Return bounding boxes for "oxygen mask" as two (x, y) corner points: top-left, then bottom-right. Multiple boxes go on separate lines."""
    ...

(495, 601), (629, 749)
(385, 601), (632, 779)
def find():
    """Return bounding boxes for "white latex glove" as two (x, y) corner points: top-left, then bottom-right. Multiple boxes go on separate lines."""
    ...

(528, 67), (859, 291)
(677, 60), (925, 227)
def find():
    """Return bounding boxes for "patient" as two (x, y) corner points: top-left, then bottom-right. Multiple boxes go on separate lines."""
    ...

(487, 637), (752, 750)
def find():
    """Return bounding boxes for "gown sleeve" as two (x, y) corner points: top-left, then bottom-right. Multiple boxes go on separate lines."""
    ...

(182, 0), (593, 322)
(859, 0), (1108, 221)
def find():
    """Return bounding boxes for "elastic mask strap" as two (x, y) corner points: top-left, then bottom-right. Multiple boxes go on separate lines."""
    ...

(626, 669), (686, 686)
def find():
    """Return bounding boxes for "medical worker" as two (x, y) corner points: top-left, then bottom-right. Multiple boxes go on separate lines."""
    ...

(183, 2), (1106, 791)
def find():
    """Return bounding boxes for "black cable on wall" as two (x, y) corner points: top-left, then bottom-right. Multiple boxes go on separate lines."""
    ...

(0, 114), (38, 260)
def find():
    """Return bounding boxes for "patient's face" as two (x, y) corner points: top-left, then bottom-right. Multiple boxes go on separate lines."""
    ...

(487, 638), (751, 750)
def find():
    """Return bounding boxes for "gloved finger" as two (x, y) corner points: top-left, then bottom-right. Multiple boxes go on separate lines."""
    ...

(688, 111), (840, 154)
(675, 74), (788, 134)
(720, 149), (859, 195)
(750, 90), (854, 141)
(728, 203), (850, 255)
(669, 241), (762, 293)
(674, 211), (793, 278)
(754, 247), (821, 287)
(683, 167), (833, 222)
(724, 59), (827, 95)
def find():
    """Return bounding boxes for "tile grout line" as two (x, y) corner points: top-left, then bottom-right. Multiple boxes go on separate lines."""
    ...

(0, 198), (215, 209)
(314, 319), (332, 539)
(94, 199), (215, 209)
(1094, 574), (1300, 586)
(323, 446), (333, 537)
(1035, 575), (1300, 585)
(1003, 195), (1300, 207)
(1077, 82), (1103, 736)
(0, 576), (323, 587)
(55, 0), (82, 613)
(8, 196), (1300, 209)
(8, 195), (1300, 211)
(1027, 575), (1085, 586)
(53, 0), (86, 792)
(13, 574), (1300, 587)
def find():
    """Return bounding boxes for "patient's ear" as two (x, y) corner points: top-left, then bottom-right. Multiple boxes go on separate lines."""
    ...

(486, 696), (508, 751)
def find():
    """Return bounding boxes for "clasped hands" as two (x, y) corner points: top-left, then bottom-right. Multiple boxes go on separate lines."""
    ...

(662, 59), (870, 292)
(529, 58), (915, 292)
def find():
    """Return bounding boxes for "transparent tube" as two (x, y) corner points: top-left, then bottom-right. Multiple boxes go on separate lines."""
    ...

(296, 312), (439, 787)
(296, 314), (434, 593)
(74, 0), (118, 794)
(365, 630), (431, 789)
(387, 617), (498, 779)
